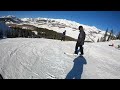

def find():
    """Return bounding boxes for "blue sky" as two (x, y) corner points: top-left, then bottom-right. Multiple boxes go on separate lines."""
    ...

(0, 11), (120, 34)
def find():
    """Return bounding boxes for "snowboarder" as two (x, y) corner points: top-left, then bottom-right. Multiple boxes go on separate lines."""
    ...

(61, 30), (66, 41)
(74, 26), (86, 55)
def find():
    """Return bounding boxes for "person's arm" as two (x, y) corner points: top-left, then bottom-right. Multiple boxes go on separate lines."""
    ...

(83, 32), (86, 41)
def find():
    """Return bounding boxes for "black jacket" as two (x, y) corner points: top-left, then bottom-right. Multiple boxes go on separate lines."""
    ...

(77, 30), (86, 45)
(63, 31), (66, 36)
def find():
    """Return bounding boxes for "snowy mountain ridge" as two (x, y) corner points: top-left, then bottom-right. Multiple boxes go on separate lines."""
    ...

(20, 17), (107, 42)
(0, 15), (108, 42)
(0, 15), (23, 24)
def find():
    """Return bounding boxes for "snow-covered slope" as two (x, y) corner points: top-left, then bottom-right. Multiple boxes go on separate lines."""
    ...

(0, 38), (120, 79)
(0, 15), (107, 42)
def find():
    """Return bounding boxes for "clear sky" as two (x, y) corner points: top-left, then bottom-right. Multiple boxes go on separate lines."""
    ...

(0, 11), (120, 34)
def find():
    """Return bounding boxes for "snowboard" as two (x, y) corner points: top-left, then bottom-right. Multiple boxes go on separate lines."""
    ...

(64, 52), (81, 57)
(64, 52), (77, 55)
(64, 48), (82, 57)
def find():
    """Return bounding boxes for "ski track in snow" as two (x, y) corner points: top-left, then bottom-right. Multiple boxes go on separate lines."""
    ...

(0, 38), (120, 79)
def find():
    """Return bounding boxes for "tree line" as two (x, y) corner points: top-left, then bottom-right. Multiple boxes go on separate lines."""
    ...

(35, 27), (76, 41)
(2, 26), (120, 42)
(0, 26), (76, 41)
(97, 28), (120, 42)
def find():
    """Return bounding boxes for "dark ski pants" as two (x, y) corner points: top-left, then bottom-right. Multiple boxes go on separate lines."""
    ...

(75, 43), (83, 54)
(61, 36), (65, 41)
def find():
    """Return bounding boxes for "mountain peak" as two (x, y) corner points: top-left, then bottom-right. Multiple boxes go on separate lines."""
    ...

(1, 15), (16, 18)
(0, 15), (23, 24)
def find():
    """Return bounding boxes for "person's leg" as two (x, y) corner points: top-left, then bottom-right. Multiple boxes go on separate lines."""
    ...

(63, 36), (65, 41)
(64, 36), (65, 41)
(61, 36), (63, 41)
(80, 45), (83, 55)
(75, 43), (79, 54)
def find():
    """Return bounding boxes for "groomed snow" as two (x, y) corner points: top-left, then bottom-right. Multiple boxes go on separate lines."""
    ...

(0, 38), (120, 79)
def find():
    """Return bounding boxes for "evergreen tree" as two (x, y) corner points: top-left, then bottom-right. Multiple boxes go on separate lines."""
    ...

(107, 29), (113, 41)
(97, 38), (99, 42)
(0, 29), (3, 38)
(117, 31), (120, 40)
(103, 28), (108, 42)
(111, 29), (114, 40)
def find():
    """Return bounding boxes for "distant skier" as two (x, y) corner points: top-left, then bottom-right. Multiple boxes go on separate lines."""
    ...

(74, 26), (86, 55)
(61, 30), (66, 41)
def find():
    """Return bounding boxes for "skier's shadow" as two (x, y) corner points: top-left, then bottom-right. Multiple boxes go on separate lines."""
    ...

(65, 56), (87, 79)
